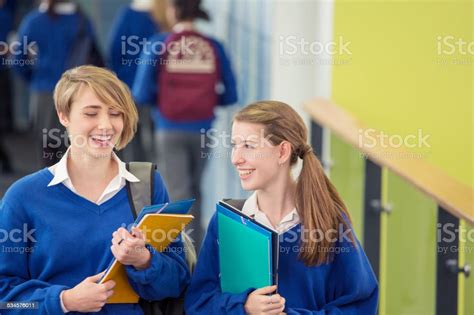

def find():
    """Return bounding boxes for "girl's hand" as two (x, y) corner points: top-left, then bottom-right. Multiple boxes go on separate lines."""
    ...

(244, 285), (286, 314)
(111, 227), (151, 270)
(62, 272), (115, 312)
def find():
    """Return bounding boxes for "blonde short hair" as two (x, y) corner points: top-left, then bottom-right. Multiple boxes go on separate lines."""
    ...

(53, 65), (138, 150)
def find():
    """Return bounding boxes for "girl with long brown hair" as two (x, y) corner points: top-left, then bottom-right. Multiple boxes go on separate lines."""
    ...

(185, 101), (378, 314)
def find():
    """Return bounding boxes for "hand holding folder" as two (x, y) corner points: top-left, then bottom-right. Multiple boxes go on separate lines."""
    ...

(100, 200), (194, 304)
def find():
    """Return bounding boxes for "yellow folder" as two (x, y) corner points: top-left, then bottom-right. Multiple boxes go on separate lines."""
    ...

(100, 213), (194, 304)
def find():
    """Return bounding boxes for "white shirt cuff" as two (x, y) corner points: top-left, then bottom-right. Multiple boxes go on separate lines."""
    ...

(59, 290), (69, 313)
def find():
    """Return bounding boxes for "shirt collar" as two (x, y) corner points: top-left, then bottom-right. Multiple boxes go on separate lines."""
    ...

(130, 0), (153, 12)
(47, 148), (140, 187)
(38, 2), (77, 14)
(242, 192), (300, 228)
(172, 22), (195, 33)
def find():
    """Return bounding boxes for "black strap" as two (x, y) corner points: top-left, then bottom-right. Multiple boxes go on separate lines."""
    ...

(222, 198), (246, 211)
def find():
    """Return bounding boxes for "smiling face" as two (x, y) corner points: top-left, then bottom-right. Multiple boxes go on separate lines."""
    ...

(58, 85), (124, 159)
(231, 121), (286, 191)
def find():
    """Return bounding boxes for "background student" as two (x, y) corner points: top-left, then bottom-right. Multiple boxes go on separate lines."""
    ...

(185, 101), (379, 314)
(0, 0), (15, 173)
(107, 0), (169, 162)
(12, 0), (101, 167)
(0, 66), (189, 314)
(132, 0), (237, 250)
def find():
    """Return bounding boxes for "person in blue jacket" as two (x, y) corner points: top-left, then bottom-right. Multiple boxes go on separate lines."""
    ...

(107, 0), (163, 161)
(0, 65), (190, 314)
(12, 0), (101, 167)
(133, 0), (237, 250)
(108, 0), (162, 88)
(0, 0), (15, 172)
(185, 101), (379, 314)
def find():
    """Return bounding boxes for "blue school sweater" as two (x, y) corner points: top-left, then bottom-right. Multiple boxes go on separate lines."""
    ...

(132, 33), (237, 132)
(107, 5), (159, 87)
(185, 213), (378, 314)
(12, 10), (96, 92)
(0, 168), (190, 315)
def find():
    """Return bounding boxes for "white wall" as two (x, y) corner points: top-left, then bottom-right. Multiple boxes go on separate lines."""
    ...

(199, 0), (335, 225)
(200, 0), (274, 225)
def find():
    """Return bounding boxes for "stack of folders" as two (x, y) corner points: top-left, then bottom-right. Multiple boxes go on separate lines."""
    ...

(99, 199), (195, 304)
(217, 200), (279, 294)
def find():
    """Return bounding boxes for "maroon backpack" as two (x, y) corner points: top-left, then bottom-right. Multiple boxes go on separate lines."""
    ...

(157, 30), (220, 121)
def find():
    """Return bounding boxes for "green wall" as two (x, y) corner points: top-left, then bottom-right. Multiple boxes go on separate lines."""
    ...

(332, 0), (473, 188)
(383, 171), (437, 315)
(331, 1), (473, 314)
(329, 136), (365, 241)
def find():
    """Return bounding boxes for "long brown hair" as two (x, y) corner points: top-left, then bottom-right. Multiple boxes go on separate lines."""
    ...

(151, 0), (171, 32)
(234, 101), (356, 266)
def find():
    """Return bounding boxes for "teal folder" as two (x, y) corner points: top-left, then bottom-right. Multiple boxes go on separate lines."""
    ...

(217, 201), (278, 294)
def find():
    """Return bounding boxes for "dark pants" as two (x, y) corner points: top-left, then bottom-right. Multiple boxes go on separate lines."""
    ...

(0, 68), (13, 172)
(155, 130), (209, 251)
(119, 107), (155, 162)
(29, 92), (67, 167)
(0, 68), (13, 132)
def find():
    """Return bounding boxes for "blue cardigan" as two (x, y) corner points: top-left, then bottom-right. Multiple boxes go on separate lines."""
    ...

(185, 213), (378, 314)
(0, 168), (190, 314)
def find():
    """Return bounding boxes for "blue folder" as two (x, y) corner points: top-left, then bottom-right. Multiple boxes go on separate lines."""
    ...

(217, 200), (278, 294)
(136, 199), (195, 223)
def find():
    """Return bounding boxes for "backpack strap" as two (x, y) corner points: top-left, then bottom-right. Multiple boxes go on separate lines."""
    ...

(126, 162), (196, 315)
(126, 162), (156, 219)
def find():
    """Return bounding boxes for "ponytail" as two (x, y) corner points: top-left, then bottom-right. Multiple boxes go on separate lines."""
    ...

(296, 147), (355, 266)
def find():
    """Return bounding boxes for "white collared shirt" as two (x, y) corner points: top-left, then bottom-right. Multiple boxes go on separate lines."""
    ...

(49, 148), (140, 312)
(241, 192), (300, 234)
(47, 147), (140, 205)
(172, 21), (195, 33)
(38, 2), (77, 14)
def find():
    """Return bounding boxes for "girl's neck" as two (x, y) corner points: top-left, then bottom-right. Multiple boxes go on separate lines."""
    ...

(39, 1), (77, 14)
(67, 147), (117, 185)
(173, 21), (195, 32)
(131, 0), (153, 12)
(256, 175), (297, 226)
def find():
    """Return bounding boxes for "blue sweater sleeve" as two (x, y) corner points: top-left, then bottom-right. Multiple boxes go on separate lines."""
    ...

(286, 238), (379, 315)
(107, 6), (127, 74)
(0, 194), (68, 314)
(211, 39), (238, 106)
(125, 172), (191, 300)
(185, 213), (251, 314)
(132, 47), (158, 105)
(132, 34), (167, 106)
